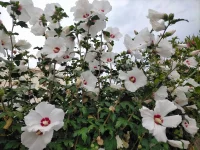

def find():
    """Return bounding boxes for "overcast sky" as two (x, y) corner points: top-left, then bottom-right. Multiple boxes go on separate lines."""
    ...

(0, 0), (200, 67)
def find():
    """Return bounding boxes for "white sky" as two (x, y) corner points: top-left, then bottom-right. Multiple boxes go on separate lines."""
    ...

(0, 0), (200, 67)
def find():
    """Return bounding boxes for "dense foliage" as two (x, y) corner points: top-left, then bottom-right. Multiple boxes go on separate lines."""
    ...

(0, 0), (199, 150)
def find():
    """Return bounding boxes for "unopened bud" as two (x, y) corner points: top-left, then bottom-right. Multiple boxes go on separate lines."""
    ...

(76, 77), (82, 88)
(165, 30), (176, 36)
(177, 44), (188, 49)
(169, 13), (174, 20)
(190, 50), (200, 56)
(107, 42), (113, 52)
(109, 106), (115, 112)
(134, 30), (138, 35)
(96, 136), (104, 145)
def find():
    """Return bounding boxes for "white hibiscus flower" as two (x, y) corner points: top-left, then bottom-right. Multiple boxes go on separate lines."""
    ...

(119, 67), (147, 92)
(168, 139), (190, 149)
(140, 100), (182, 142)
(182, 115), (199, 136)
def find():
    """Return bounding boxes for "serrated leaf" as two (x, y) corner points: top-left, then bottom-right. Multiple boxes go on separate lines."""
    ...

(0, 2), (10, 7)
(73, 127), (88, 143)
(115, 117), (128, 128)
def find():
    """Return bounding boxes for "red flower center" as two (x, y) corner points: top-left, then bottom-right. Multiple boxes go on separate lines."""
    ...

(129, 76), (136, 83)
(184, 121), (189, 128)
(53, 47), (60, 53)
(101, 9), (104, 12)
(110, 34), (115, 38)
(94, 66), (97, 69)
(83, 13), (90, 18)
(83, 80), (87, 85)
(107, 58), (112, 62)
(40, 117), (51, 126)
(63, 55), (70, 59)
(18, 5), (22, 11)
(154, 114), (163, 124)
(1, 40), (5, 46)
(186, 60), (190, 65)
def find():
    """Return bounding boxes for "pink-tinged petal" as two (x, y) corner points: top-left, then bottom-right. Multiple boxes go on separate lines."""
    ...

(118, 70), (128, 80)
(162, 115), (182, 127)
(21, 130), (53, 150)
(154, 100), (177, 117)
(153, 124), (167, 142)
(24, 110), (42, 126)
(35, 102), (55, 118)
(140, 106), (155, 131)
(168, 140), (190, 149)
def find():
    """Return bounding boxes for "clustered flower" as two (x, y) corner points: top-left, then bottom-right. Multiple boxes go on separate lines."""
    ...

(0, 0), (199, 150)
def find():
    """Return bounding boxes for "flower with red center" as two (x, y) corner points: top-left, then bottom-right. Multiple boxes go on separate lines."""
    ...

(129, 76), (136, 83)
(92, 0), (112, 15)
(119, 67), (147, 92)
(140, 100), (182, 142)
(0, 30), (15, 57)
(183, 57), (198, 68)
(21, 102), (65, 150)
(7, 0), (34, 22)
(101, 52), (117, 64)
(105, 27), (122, 41)
(89, 59), (101, 71)
(182, 115), (199, 136)
(41, 37), (66, 59)
(81, 71), (98, 92)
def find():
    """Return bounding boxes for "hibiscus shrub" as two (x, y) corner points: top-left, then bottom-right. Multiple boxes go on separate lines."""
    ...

(0, 0), (200, 150)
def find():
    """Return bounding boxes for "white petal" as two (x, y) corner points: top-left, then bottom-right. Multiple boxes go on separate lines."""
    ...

(118, 70), (128, 80)
(21, 131), (52, 150)
(153, 124), (167, 142)
(49, 108), (65, 131)
(35, 102), (55, 117)
(124, 80), (137, 92)
(162, 115), (182, 127)
(24, 110), (42, 126)
(140, 107), (155, 131)
(42, 130), (54, 144)
(168, 140), (190, 149)
(154, 100), (177, 117)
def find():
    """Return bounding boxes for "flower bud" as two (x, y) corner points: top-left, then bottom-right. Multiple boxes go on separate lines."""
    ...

(96, 136), (104, 145)
(76, 77), (82, 88)
(134, 30), (138, 35)
(109, 106), (115, 112)
(177, 44), (188, 49)
(169, 13), (174, 20)
(106, 42), (113, 52)
(190, 50), (200, 56)
(165, 30), (176, 36)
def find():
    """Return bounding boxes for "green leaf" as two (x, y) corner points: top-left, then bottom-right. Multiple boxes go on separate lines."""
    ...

(115, 117), (128, 128)
(73, 127), (88, 143)
(63, 140), (74, 148)
(16, 21), (28, 28)
(194, 87), (200, 94)
(0, 1), (10, 7)
(4, 140), (20, 149)
(104, 136), (117, 150)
